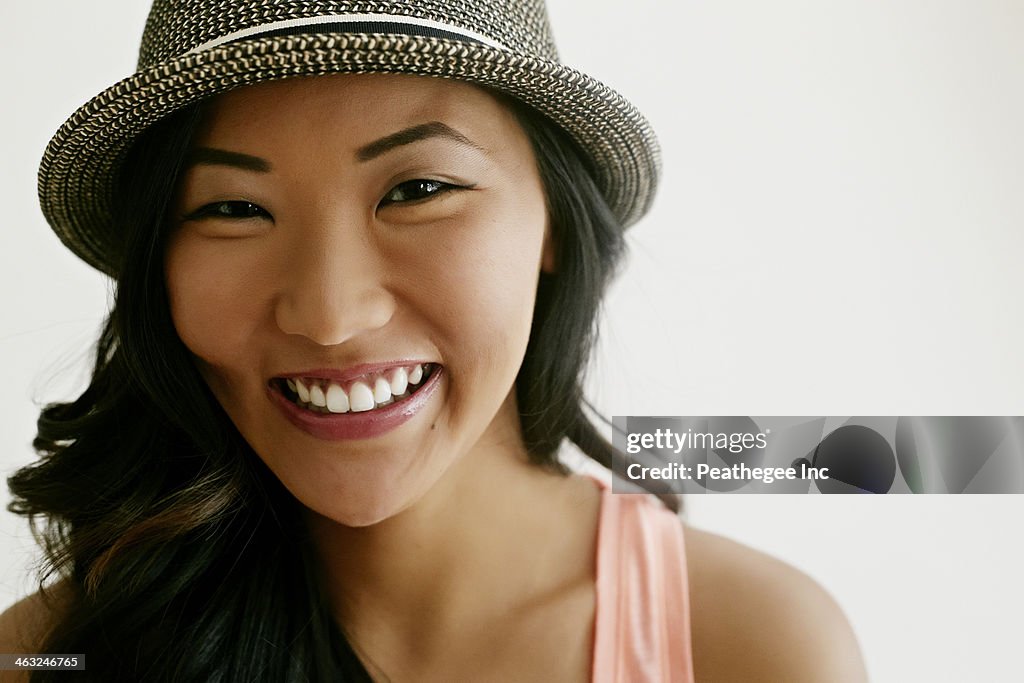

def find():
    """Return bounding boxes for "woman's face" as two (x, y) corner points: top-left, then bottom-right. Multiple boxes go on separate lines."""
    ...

(165, 74), (552, 526)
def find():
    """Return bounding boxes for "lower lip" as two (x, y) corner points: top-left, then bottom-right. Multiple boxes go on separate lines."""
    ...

(267, 367), (443, 441)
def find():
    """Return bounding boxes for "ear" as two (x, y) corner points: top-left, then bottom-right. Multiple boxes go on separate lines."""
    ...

(540, 219), (557, 274)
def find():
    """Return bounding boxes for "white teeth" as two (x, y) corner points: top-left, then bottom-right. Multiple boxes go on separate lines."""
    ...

(287, 364), (433, 413)
(408, 364), (423, 384)
(389, 367), (409, 396)
(373, 377), (392, 404)
(326, 383), (349, 413)
(349, 381), (375, 412)
(295, 379), (311, 403)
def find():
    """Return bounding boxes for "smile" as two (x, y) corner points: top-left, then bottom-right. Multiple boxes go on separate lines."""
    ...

(273, 363), (435, 414)
(267, 363), (443, 441)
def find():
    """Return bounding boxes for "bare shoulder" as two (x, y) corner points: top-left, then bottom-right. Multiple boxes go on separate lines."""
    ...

(0, 580), (73, 682)
(683, 525), (868, 683)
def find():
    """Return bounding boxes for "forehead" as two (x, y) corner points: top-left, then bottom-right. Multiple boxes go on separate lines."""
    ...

(191, 73), (520, 151)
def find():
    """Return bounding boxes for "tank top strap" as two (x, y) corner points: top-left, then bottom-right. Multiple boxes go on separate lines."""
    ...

(589, 477), (696, 682)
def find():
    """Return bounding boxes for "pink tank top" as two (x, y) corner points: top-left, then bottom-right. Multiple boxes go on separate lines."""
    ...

(590, 477), (696, 682)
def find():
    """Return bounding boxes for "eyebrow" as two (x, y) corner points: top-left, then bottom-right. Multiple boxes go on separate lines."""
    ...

(184, 121), (484, 173)
(185, 147), (271, 172)
(355, 121), (485, 161)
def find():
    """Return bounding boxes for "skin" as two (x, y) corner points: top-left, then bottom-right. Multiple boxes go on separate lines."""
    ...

(165, 74), (557, 531)
(1, 74), (868, 682)
(165, 73), (598, 680)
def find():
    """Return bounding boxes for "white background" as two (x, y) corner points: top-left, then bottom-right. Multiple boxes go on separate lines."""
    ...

(2, 1), (1022, 681)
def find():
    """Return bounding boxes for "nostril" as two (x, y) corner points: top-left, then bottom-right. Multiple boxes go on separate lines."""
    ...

(273, 288), (396, 346)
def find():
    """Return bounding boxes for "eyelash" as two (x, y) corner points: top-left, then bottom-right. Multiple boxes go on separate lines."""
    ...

(380, 178), (463, 206)
(185, 179), (465, 221)
(185, 201), (268, 221)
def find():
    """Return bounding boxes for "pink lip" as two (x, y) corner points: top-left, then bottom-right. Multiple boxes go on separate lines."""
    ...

(277, 361), (426, 384)
(268, 365), (443, 441)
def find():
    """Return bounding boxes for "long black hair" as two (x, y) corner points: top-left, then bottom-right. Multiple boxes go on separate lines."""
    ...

(9, 83), (639, 681)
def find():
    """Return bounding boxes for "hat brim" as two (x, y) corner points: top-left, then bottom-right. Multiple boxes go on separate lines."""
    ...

(38, 33), (660, 276)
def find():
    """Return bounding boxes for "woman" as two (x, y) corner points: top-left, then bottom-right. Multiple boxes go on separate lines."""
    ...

(1, 1), (866, 681)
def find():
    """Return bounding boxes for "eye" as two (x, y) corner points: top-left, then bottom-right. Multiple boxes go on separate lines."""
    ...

(184, 201), (271, 221)
(380, 179), (457, 206)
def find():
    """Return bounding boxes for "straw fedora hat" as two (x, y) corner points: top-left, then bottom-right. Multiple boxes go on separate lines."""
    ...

(38, 0), (661, 276)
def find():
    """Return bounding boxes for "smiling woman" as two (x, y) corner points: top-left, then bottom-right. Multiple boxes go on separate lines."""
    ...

(166, 75), (554, 527)
(1, 1), (867, 682)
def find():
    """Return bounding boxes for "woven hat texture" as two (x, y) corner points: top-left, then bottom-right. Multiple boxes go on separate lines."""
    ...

(39, 0), (661, 276)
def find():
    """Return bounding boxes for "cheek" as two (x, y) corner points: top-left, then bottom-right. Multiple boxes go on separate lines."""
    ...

(471, 204), (547, 331)
(450, 240), (538, 334)
(164, 236), (269, 390)
(411, 201), (546, 371)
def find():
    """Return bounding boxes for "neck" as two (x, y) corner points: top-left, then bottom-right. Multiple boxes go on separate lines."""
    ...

(304, 409), (601, 663)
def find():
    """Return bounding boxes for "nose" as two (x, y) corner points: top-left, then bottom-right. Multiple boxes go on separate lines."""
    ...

(274, 215), (395, 347)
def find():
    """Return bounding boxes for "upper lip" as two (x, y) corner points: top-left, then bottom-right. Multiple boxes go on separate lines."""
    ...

(272, 360), (435, 384)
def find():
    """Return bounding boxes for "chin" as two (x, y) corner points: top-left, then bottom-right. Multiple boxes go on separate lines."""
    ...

(305, 480), (421, 529)
(331, 505), (402, 528)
